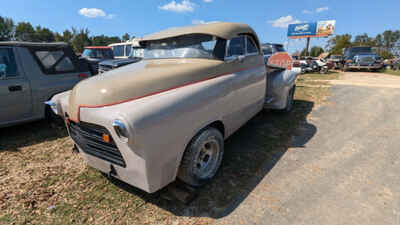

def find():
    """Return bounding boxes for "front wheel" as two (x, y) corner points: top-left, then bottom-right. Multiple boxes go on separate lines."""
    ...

(177, 127), (224, 187)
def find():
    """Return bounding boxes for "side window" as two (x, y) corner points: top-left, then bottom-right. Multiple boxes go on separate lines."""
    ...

(33, 49), (77, 74)
(125, 45), (131, 56)
(226, 36), (245, 57)
(246, 36), (259, 55)
(55, 56), (74, 72)
(35, 51), (63, 69)
(113, 46), (124, 57)
(0, 48), (18, 78)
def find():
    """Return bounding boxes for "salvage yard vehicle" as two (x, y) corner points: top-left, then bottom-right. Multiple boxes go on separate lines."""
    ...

(261, 43), (286, 64)
(47, 22), (297, 193)
(99, 39), (143, 74)
(81, 46), (114, 75)
(0, 42), (91, 128)
(109, 41), (134, 59)
(342, 47), (383, 71)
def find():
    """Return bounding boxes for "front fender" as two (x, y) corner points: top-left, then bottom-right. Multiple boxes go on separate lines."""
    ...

(46, 91), (71, 118)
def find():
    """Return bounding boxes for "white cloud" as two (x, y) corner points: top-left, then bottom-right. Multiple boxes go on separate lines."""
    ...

(159, 0), (195, 13)
(268, 15), (301, 28)
(192, 19), (206, 25)
(302, 9), (313, 14)
(78, 8), (115, 19)
(316, 7), (329, 13)
(203, 0), (213, 2)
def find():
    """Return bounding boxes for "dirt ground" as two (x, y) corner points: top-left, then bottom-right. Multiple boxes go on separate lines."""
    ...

(216, 71), (400, 225)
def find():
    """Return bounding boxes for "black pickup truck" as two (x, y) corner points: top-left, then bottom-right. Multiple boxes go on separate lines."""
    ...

(342, 47), (383, 71)
(98, 46), (143, 73)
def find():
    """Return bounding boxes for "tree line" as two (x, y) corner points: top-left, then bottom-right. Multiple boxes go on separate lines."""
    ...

(325, 31), (400, 59)
(294, 32), (400, 59)
(0, 16), (131, 53)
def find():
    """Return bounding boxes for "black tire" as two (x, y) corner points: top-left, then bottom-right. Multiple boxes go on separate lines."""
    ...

(45, 105), (64, 127)
(281, 86), (295, 113)
(177, 127), (224, 187)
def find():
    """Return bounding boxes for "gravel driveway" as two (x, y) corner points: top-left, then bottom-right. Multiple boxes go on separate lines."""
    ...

(216, 72), (400, 225)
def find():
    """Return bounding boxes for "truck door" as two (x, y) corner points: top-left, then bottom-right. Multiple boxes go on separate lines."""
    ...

(0, 47), (33, 124)
(224, 35), (266, 132)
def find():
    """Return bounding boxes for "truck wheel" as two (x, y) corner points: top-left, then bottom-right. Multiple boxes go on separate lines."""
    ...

(178, 127), (224, 187)
(281, 86), (295, 113)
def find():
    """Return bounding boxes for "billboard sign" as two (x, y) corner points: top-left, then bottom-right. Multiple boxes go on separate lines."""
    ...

(288, 20), (335, 39)
(316, 20), (336, 36)
(288, 23), (317, 38)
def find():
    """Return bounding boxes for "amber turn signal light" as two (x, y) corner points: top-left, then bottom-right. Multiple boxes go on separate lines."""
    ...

(103, 134), (110, 143)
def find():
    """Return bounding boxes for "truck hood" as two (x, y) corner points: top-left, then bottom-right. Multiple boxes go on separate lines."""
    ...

(69, 58), (226, 121)
(100, 57), (142, 67)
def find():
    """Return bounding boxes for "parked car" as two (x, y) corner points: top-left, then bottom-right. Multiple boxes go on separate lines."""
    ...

(99, 39), (143, 73)
(47, 22), (297, 193)
(390, 58), (400, 70)
(261, 43), (286, 64)
(328, 54), (342, 69)
(342, 47), (383, 71)
(0, 41), (91, 128)
(109, 41), (133, 59)
(81, 46), (114, 74)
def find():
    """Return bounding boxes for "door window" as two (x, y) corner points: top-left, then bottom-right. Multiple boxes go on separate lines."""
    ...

(0, 48), (18, 78)
(246, 36), (259, 55)
(226, 36), (245, 57)
(55, 56), (75, 72)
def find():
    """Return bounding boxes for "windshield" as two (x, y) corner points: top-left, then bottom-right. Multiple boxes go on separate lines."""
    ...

(82, 49), (112, 59)
(350, 47), (373, 53)
(142, 34), (222, 60)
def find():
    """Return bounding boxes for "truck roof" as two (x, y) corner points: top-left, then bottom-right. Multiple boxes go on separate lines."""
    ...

(140, 22), (259, 44)
(0, 41), (69, 47)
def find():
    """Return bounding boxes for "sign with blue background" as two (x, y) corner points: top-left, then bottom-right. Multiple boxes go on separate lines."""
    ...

(288, 23), (317, 37)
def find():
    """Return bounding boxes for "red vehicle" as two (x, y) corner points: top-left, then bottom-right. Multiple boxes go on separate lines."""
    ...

(80, 46), (114, 75)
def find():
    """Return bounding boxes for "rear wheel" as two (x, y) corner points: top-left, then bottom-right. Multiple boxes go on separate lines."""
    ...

(281, 86), (295, 113)
(178, 127), (224, 187)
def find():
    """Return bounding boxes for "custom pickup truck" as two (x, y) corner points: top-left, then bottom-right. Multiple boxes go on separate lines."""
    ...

(0, 42), (91, 128)
(47, 22), (297, 193)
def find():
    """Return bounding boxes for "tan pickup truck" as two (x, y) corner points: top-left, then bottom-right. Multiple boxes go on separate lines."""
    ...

(47, 22), (297, 193)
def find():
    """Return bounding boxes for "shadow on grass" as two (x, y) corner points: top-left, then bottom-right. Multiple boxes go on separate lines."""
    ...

(0, 120), (68, 152)
(109, 99), (316, 219)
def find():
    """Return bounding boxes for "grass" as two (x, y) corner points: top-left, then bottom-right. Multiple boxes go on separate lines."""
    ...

(381, 69), (400, 76)
(0, 72), (341, 225)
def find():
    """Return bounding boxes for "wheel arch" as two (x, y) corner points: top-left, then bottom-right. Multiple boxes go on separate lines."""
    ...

(172, 120), (225, 180)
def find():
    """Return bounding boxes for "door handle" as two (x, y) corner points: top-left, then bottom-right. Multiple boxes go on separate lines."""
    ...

(8, 85), (22, 92)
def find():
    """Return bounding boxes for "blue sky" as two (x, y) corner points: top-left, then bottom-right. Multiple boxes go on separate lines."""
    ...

(2, 0), (400, 52)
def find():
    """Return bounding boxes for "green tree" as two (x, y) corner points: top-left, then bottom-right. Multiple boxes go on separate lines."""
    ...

(15, 22), (35, 41)
(326, 34), (353, 55)
(35, 25), (55, 42)
(122, 33), (130, 42)
(353, 33), (375, 47)
(310, 46), (324, 57)
(0, 16), (14, 41)
(62, 29), (74, 44)
(71, 28), (91, 53)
